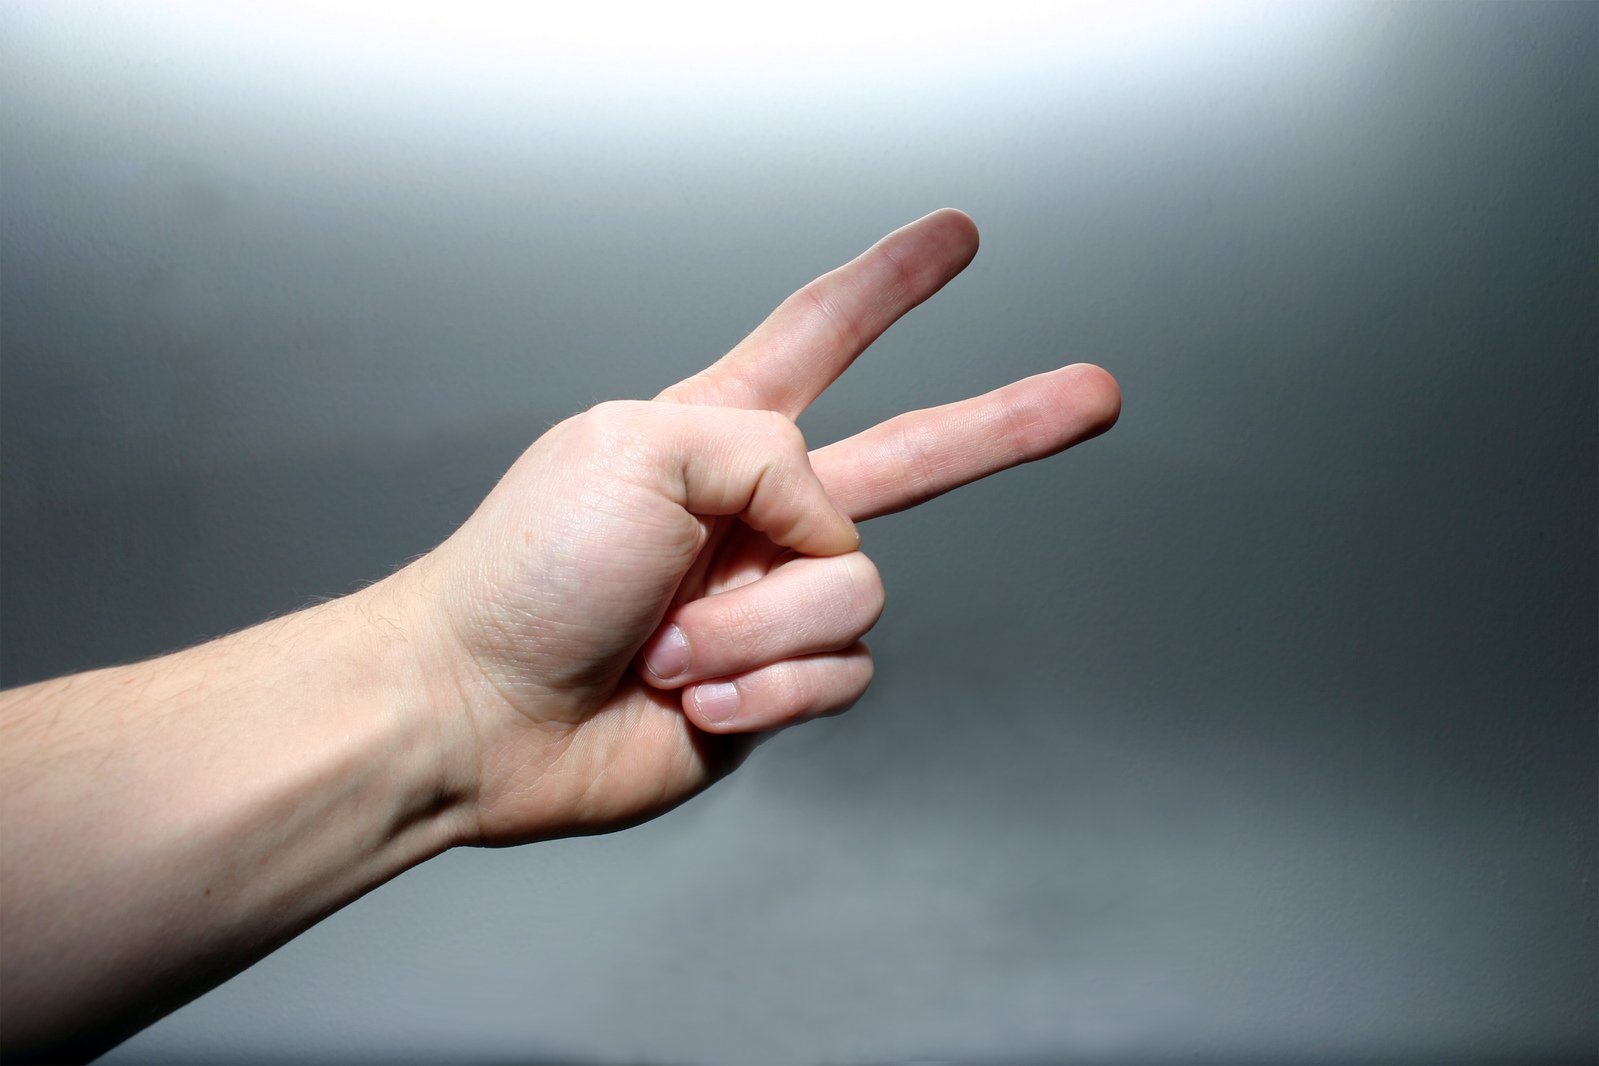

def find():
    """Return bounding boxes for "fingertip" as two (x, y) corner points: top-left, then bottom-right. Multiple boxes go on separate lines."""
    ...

(796, 499), (860, 557)
(1063, 362), (1123, 437)
(884, 209), (979, 286)
(838, 512), (862, 554)
(800, 525), (859, 559)
(922, 207), (980, 267)
(924, 205), (977, 234)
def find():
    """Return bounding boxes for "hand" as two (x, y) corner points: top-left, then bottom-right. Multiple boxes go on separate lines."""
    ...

(0, 209), (1115, 1059)
(391, 209), (1121, 846)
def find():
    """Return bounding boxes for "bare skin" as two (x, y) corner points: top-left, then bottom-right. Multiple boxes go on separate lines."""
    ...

(0, 209), (1120, 1062)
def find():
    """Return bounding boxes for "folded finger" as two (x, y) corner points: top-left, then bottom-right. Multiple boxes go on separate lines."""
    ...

(638, 552), (884, 687)
(682, 644), (875, 733)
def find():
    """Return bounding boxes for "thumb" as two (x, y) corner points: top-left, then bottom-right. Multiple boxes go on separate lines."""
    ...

(588, 401), (858, 557)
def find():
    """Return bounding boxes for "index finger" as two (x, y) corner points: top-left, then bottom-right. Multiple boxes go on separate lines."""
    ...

(809, 363), (1122, 521)
(657, 209), (980, 417)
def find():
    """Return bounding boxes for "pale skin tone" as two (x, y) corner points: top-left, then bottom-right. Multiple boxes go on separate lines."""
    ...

(0, 209), (1120, 1062)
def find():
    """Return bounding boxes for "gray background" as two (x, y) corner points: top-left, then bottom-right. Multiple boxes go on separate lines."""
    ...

(2, 1), (1594, 1062)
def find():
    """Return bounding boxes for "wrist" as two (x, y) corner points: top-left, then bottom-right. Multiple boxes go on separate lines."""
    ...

(343, 560), (487, 849)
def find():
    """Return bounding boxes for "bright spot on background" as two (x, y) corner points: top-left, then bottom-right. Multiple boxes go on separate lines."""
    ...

(145, 0), (1315, 99)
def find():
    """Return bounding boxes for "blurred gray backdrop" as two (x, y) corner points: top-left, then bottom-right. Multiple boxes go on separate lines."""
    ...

(2, 1), (1594, 1062)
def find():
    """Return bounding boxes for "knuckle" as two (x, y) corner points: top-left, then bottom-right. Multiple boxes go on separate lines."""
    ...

(874, 240), (921, 300)
(794, 279), (865, 353)
(763, 409), (807, 452)
(767, 659), (815, 713)
(889, 418), (941, 498)
(715, 596), (783, 656)
(840, 552), (886, 628)
(818, 652), (874, 719)
(995, 396), (1045, 466)
(583, 398), (653, 432)
(574, 399), (631, 440)
(731, 409), (805, 467)
(849, 644), (876, 685)
(570, 400), (667, 465)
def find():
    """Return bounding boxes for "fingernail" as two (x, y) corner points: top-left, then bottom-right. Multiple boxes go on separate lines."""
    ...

(693, 682), (740, 725)
(643, 624), (690, 680)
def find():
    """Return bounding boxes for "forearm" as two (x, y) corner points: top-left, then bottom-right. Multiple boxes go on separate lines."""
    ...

(0, 582), (470, 1062)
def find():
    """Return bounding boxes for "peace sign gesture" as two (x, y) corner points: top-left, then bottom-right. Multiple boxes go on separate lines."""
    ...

(405, 210), (1121, 845)
(0, 212), (1121, 1060)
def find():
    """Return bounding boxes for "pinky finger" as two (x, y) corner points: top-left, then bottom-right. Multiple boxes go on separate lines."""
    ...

(683, 644), (874, 734)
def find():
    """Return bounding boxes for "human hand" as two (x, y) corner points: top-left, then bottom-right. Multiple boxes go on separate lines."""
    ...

(0, 210), (1116, 1058)
(388, 210), (1121, 846)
